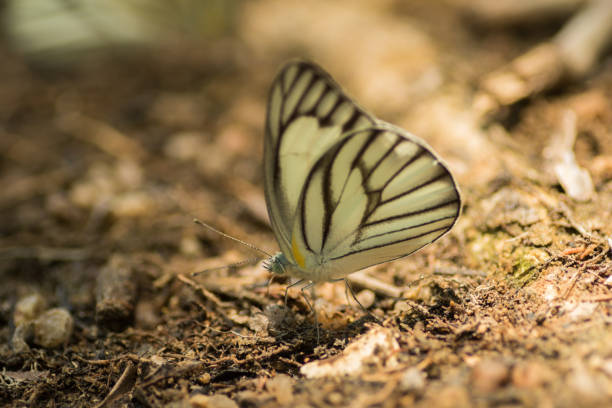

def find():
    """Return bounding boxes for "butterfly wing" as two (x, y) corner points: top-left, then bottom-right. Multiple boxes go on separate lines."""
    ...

(263, 61), (376, 260)
(290, 125), (461, 279)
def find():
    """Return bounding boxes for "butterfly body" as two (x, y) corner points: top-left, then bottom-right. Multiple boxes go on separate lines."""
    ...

(265, 252), (341, 282)
(263, 61), (461, 284)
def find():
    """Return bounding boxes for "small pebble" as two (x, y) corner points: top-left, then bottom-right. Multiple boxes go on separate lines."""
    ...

(328, 392), (343, 405)
(163, 131), (205, 160)
(33, 308), (74, 348)
(11, 323), (33, 353)
(14, 293), (47, 327)
(355, 289), (376, 309)
(393, 300), (411, 313)
(600, 359), (612, 378)
(568, 362), (606, 402)
(180, 234), (203, 256)
(198, 373), (211, 385)
(512, 361), (553, 388)
(471, 359), (509, 392)
(134, 299), (161, 330)
(247, 313), (269, 333)
(189, 394), (238, 408)
(264, 304), (295, 335)
(428, 386), (470, 408)
(399, 367), (425, 392)
(402, 285), (432, 302)
(110, 191), (154, 218)
(266, 374), (293, 405)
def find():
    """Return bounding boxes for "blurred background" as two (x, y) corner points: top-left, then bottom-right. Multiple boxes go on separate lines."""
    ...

(1, 1), (611, 406)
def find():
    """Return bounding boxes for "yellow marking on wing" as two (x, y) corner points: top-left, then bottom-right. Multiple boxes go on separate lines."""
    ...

(291, 234), (305, 268)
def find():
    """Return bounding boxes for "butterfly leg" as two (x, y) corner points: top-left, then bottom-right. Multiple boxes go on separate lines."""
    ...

(335, 278), (381, 324)
(284, 278), (306, 306)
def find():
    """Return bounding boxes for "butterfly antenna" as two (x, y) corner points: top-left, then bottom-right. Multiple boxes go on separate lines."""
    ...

(192, 257), (261, 276)
(193, 218), (272, 258)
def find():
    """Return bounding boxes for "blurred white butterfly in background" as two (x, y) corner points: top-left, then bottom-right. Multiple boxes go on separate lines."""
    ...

(262, 61), (461, 284)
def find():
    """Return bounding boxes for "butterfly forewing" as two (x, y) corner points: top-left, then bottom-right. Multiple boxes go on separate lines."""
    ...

(264, 61), (376, 259)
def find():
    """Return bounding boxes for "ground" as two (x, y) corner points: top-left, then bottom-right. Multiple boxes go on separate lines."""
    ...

(1, 1), (611, 407)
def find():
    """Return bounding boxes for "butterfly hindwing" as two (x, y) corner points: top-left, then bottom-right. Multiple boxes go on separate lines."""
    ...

(263, 61), (376, 260)
(291, 125), (461, 278)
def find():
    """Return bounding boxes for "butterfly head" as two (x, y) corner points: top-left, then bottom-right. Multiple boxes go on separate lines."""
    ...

(263, 252), (291, 276)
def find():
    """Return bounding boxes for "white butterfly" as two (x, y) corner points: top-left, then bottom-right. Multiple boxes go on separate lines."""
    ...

(263, 61), (461, 285)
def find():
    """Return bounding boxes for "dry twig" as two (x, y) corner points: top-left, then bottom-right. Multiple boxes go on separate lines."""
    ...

(475, 0), (612, 119)
(94, 362), (137, 408)
(348, 271), (402, 298)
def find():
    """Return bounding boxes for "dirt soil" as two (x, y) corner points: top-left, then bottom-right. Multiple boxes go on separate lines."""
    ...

(1, 1), (611, 407)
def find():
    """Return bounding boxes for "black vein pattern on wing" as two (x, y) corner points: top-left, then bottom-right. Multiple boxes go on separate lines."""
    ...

(310, 128), (460, 257)
(265, 62), (377, 254)
(377, 171), (452, 211)
(318, 129), (381, 251)
(381, 148), (428, 196)
(299, 128), (391, 253)
(320, 142), (336, 253)
(356, 133), (404, 226)
(329, 224), (453, 262)
(356, 214), (458, 245)
(366, 197), (458, 228)
(359, 143), (457, 225)
(268, 62), (375, 189)
(365, 136), (403, 183)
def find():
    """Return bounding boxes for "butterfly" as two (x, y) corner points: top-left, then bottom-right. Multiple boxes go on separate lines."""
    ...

(262, 61), (461, 285)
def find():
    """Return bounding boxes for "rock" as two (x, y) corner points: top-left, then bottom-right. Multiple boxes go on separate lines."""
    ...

(568, 361), (607, 403)
(470, 359), (510, 392)
(11, 323), (33, 353)
(247, 313), (269, 334)
(96, 255), (137, 331)
(512, 361), (554, 388)
(301, 327), (400, 378)
(33, 308), (74, 348)
(189, 394), (238, 408)
(14, 293), (47, 327)
(266, 374), (293, 405)
(264, 304), (295, 335)
(355, 289), (376, 309)
(399, 367), (426, 392)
